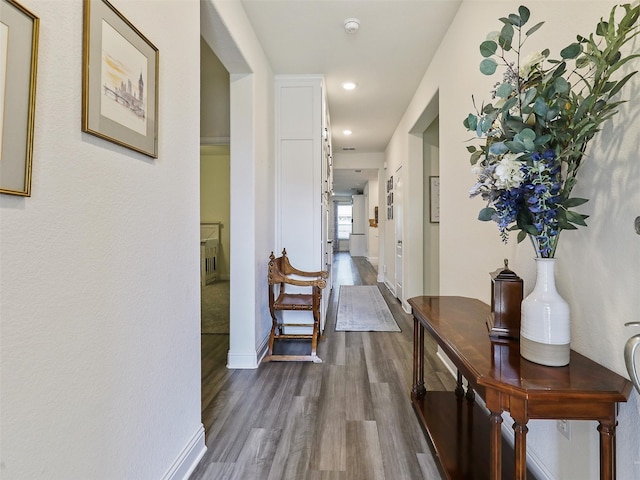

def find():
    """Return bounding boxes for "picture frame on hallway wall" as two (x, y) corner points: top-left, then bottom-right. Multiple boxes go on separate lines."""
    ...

(0, 0), (39, 196)
(429, 176), (440, 223)
(82, 0), (159, 158)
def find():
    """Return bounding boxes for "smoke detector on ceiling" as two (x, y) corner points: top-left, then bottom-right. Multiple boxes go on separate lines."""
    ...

(344, 18), (360, 34)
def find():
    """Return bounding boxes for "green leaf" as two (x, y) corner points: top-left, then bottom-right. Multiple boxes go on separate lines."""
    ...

(480, 58), (498, 75)
(525, 21), (544, 37)
(607, 51), (622, 67)
(466, 145), (477, 153)
(465, 114), (478, 131)
(508, 14), (521, 27)
(516, 230), (527, 243)
(470, 150), (483, 165)
(553, 77), (569, 94)
(518, 6), (530, 25)
(499, 24), (514, 50)
(609, 71), (637, 97)
(533, 134), (551, 146)
(500, 96), (518, 113)
(545, 107), (560, 122)
(596, 21), (608, 36)
(478, 208), (496, 221)
(480, 116), (494, 133)
(600, 81), (616, 93)
(480, 40), (498, 58)
(565, 210), (588, 226)
(482, 103), (497, 114)
(550, 61), (567, 79)
(533, 97), (548, 116)
(575, 56), (591, 69)
(489, 142), (508, 155)
(563, 197), (589, 207)
(560, 43), (581, 59)
(521, 88), (537, 107)
(518, 128), (536, 142)
(504, 118), (527, 133)
(496, 83), (513, 98)
(504, 140), (526, 153)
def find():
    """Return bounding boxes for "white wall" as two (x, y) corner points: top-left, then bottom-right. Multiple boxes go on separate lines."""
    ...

(365, 179), (380, 266)
(385, 1), (640, 478)
(200, 146), (230, 279)
(201, 0), (275, 368)
(0, 1), (204, 479)
(423, 118), (439, 295)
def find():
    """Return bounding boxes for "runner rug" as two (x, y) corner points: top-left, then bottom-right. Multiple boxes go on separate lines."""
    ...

(335, 285), (401, 332)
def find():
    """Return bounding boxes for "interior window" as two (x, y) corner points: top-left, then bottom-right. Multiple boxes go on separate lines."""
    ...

(337, 204), (353, 240)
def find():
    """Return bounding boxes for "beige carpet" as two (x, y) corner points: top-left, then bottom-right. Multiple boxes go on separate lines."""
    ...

(336, 285), (401, 332)
(201, 281), (230, 334)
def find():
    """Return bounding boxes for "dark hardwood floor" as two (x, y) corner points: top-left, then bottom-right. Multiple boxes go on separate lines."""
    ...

(190, 253), (454, 480)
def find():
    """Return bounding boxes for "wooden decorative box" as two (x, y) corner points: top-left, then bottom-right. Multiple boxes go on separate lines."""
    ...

(487, 260), (523, 341)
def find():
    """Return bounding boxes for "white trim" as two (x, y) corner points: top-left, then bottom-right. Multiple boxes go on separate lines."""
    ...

(383, 279), (395, 296)
(256, 332), (269, 363)
(161, 424), (206, 480)
(227, 350), (259, 369)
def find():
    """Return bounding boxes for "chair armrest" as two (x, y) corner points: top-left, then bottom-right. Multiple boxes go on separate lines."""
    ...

(287, 265), (329, 280)
(281, 276), (327, 289)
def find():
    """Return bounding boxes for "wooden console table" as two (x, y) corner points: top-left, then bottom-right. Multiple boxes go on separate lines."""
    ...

(408, 296), (632, 480)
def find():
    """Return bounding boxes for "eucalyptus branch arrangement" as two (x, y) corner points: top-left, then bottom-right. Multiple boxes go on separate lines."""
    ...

(464, 4), (639, 257)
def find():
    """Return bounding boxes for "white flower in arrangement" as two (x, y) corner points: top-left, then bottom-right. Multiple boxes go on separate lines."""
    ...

(519, 51), (546, 78)
(494, 152), (525, 189)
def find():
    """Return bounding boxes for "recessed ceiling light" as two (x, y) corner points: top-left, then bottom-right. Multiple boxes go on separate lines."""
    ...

(342, 81), (357, 90)
(343, 130), (352, 135)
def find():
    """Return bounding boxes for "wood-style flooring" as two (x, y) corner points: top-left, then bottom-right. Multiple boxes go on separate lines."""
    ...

(190, 253), (455, 480)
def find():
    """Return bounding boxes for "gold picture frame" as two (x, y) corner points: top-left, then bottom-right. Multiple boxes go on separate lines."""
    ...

(0, 0), (39, 196)
(82, 0), (158, 158)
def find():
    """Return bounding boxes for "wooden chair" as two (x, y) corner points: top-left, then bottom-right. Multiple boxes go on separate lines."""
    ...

(264, 248), (328, 363)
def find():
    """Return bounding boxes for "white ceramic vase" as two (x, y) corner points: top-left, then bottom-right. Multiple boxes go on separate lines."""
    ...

(624, 322), (640, 394)
(520, 258), (570, 366)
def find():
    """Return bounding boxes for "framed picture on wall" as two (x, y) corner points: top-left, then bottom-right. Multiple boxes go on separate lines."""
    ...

(430, 176), (440, 223)
(0, 0), (39, 196)
(82, 0), (159, 158)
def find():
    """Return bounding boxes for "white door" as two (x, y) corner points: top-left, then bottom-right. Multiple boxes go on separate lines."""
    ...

(395, 167), (403, 302)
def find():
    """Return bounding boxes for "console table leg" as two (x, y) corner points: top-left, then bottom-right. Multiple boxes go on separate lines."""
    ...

(489, 411), (503, 480)
(412, 318), (426, 397)
(598, 420), (617, 480)
(513, 422), (528, 480)
(465, 381), (475, 402)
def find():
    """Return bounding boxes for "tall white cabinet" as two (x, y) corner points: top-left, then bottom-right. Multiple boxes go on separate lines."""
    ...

(275, 75), (333, 331)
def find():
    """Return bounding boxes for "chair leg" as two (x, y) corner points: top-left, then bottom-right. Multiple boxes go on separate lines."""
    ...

(267, 312), (278, 357)
(310, 307), (320, 361)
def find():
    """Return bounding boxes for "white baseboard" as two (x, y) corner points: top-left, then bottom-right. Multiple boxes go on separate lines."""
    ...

(227, 349), (260, 369)
(161, 424), (206, 480)
(256, 332), (269, 363)
(401, 300), (411, 314)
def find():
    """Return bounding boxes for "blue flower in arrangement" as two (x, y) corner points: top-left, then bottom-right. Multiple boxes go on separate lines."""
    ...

(464, 4), (639, 258)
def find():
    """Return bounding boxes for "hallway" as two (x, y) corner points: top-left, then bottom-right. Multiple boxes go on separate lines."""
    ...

(190, 253), (453, 479)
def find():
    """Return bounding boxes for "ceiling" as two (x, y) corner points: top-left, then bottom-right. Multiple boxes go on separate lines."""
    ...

(237, 0), (462, 195)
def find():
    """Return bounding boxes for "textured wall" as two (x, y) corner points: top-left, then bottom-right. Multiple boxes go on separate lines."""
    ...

(0, 0), (203, 478)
